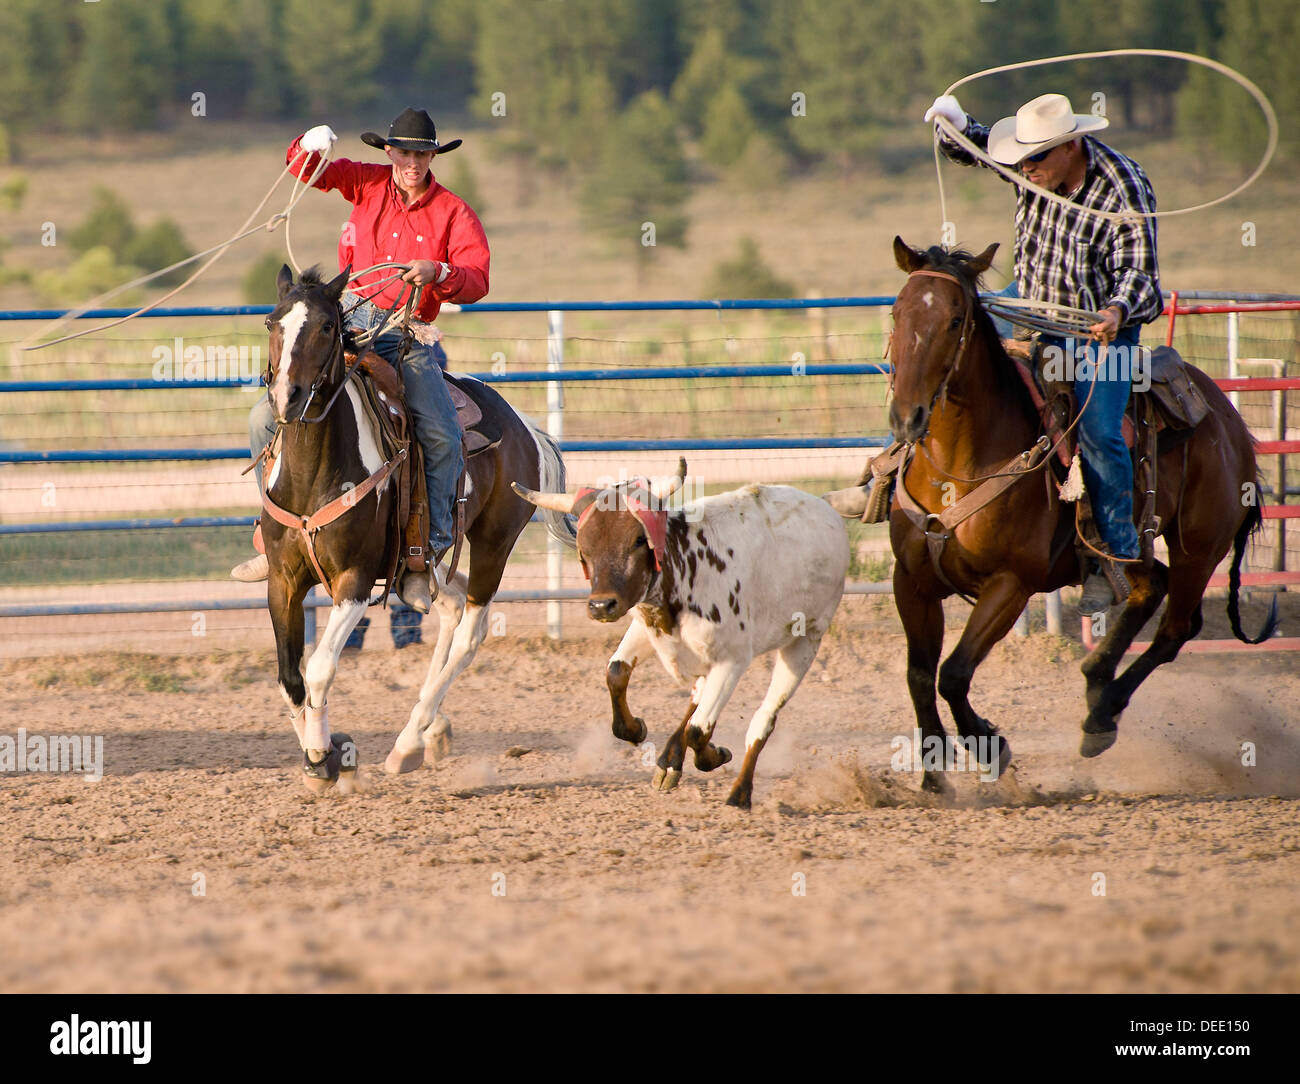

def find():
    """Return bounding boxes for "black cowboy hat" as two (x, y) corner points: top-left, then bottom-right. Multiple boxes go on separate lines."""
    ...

(360, 107), (462, 154)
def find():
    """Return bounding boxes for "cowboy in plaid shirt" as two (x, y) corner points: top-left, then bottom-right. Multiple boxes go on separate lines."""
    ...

(926, 92), (1162, 612)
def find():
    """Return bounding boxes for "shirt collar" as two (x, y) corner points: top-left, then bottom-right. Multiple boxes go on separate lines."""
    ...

(389, 171), (438, 210)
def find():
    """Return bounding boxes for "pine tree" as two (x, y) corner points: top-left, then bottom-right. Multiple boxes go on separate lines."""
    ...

(580, 91), (689, 284)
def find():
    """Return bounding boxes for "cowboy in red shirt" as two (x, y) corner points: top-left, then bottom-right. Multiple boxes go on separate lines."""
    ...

(233, 108), (489, 616)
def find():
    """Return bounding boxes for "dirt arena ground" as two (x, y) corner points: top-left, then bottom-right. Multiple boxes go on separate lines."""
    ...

(1, 593), (1297, 993)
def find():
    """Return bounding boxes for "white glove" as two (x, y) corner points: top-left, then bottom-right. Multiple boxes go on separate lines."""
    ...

(300, 125), (338, 154)
(924, 95), (966, 133)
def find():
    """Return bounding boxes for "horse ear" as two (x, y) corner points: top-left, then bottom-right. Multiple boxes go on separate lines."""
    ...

(276, 263), (294, 300)
(893, 236), (924, 273)
(324, 266), (351, 303)
(968, 243), (999, 276)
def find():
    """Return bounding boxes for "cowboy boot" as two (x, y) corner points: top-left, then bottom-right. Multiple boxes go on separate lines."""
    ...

(1076, 562), (1115, 615)
(398, 566), (432, 613)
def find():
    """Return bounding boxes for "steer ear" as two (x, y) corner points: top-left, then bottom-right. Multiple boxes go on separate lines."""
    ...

(511, 481), (576, 515)
(649, 457), (687, 501)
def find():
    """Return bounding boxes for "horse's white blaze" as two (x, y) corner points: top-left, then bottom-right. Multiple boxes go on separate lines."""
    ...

(922, 291), (934, 308)
(343, 382), (386, 486)
(271, 301), (309, 418)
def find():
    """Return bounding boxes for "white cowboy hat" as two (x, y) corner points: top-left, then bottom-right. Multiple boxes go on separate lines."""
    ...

(986, 93), (1109, 165)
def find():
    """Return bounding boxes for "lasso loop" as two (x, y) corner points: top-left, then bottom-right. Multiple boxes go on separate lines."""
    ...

(17, 145), (335, 353)
(933, 49), (1278, 237)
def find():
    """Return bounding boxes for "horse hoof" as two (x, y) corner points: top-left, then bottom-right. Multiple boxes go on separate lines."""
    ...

(651, 766), (682, 792)
(1079, 729), (1118, 759)
(424, 727), (453, 766)
(996, 736), (1013, 775)
(302, 772), (336, 794)
(384, 746), (425, 775)
(921, 771), (953, 797)
(613, 716), (648, 745)
(724, 787), (752, 810)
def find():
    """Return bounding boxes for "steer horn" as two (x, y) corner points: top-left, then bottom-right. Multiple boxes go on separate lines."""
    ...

(649, 456), (687, 501)
(511, 481), (577, 515)
(823, 484), (870, 518)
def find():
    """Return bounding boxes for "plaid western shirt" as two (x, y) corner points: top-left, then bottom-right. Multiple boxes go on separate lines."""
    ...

(940, 119), (1162, 327)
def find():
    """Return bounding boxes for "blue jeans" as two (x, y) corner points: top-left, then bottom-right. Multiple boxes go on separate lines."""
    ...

(248, 290), (463, 555)
(988, 280), (1019, 340)
(1040, 325), (1142, 559)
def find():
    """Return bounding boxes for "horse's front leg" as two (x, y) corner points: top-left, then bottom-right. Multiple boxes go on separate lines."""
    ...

(894, 562), (950, 795)
(298, 594), (369, 792)
(936, 571), (1026, 782)
(270, 569), (309, 741)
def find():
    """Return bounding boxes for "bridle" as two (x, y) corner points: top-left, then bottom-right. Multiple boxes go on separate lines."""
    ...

(894, 268), (977, 434)
(264, 294), (362, 425)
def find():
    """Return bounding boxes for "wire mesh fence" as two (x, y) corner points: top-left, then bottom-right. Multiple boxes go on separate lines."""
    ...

(1, 301), (1294, 654)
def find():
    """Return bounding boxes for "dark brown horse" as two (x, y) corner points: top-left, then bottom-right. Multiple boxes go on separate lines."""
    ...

(261, 265), (573, 791)
(832, 238), (1276, 794)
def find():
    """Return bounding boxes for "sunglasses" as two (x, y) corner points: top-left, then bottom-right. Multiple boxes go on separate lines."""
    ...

(1021, 146), (1055, 165)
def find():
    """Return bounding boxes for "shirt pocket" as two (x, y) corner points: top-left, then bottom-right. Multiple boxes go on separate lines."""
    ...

(1068, 237), (1100, 311)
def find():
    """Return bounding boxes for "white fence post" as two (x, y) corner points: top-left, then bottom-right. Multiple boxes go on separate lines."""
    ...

(1045, 589), (1062, 636)
(546, 310), (565, 640)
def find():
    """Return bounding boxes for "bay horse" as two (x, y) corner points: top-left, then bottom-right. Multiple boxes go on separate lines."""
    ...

(832, 238), (1276, 794)
(260, 265), (573, 791)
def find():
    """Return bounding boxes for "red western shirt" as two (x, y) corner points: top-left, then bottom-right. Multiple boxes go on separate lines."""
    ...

(286, 135), (490, 322)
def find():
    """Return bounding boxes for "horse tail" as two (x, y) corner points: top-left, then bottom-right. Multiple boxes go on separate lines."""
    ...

(1226, 482), (1279, 644)
(527, 421), (578, 549)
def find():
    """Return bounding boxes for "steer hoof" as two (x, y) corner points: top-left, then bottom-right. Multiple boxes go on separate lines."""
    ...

(651, 766), (682, 792)
(1079, 728), (1118, 759)
(694, 744), (732, 772)
(424, 723), (453, 766)
(384, 745), (425, 775)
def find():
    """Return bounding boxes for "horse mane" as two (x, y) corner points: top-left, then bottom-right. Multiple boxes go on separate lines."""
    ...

(913, 245), (1040, 427)
(297, 265), (327, 288)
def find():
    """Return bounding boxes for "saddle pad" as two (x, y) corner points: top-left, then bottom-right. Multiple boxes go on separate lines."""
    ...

(444, 372), (503, 456)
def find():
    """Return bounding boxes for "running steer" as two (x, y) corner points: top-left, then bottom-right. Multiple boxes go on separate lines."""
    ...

(514, 459), (849, 808)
